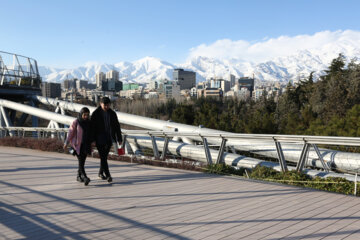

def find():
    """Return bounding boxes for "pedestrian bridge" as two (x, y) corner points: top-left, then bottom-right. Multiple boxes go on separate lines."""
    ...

(1, 146), (360, 240)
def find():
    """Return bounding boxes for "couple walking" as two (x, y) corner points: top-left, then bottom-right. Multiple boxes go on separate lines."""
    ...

(64, 97), (122, 186)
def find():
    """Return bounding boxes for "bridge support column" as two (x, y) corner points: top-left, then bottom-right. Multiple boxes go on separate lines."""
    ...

(0, 106), (14, 136)
(45, 106), (63, 139)
(9, 110), (16, 125)
(29, 100), (38, 138)
(18, 113), (29, 126)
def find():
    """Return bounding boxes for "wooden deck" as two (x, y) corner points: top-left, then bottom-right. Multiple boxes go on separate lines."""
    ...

(1, 146), (360, 240)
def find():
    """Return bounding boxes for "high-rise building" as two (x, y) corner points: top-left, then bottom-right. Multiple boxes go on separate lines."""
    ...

(76, 79), (88, 89)
(106, 70), (119, 81)
(62, 79), (76, 90)
(238, 77), (255, 97)
(42, 82), (61, 98)
(101, 79), (122, 91)
(160, 80), (180, 99)
(229, 74), (236, 87)
(210, 78), (230, 92)
(173, 68), (196, 90)
(221, 80), (230, 93)
(95, 72), (106, 88)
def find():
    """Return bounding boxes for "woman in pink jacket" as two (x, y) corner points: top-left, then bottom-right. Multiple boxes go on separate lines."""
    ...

(63, 107), (92, 186)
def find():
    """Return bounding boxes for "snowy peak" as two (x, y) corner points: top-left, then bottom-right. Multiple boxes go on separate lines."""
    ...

(39, 45), (360, 84)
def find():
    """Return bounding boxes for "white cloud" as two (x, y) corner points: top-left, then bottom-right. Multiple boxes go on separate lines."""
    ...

(188, 30), (360, 63)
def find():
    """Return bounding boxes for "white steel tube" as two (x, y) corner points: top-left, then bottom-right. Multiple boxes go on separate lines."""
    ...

(0, 98), (74, 125)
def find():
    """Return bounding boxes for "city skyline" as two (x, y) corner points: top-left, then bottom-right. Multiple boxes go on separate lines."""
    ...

(1, 0), (360, 68)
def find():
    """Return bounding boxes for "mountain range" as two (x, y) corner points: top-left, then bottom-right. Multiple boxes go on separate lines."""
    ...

(39, 44), (360, 85)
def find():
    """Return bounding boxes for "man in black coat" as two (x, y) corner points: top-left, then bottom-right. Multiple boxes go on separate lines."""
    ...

(91, 97), (122, 182)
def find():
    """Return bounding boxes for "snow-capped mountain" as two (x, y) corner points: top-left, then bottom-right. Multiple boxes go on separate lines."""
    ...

(39, 47), (360, 85)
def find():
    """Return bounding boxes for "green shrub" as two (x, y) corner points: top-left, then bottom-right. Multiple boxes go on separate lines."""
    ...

(249, 165), (278, 179)
(305, 177), (357, 196)
(206, 163), (245, 176)
(249, 165), (359, 196)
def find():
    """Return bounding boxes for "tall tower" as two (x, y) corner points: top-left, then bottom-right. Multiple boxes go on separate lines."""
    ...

(106, 70), (119, 81)
(173, 68), (196, 90)
(95, 72), (106, 88)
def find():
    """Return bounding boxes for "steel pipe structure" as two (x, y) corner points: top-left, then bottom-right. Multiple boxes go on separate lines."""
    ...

(33, 96), (360, 174)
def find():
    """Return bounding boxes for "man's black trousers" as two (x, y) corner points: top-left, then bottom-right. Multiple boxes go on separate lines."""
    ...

(97, 144), (112, 177)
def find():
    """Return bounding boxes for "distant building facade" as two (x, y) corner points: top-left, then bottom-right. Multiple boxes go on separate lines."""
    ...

(95, 72), (106, 88)
(210, 78), (230, 92)
(76, 79), (88, 89)
(229, 74), (236, 88)
(197, 87), (223, 98)
(159, 80), (180, 99)
(101, 79), (122, 91)
(237, 77), (254, 96)
(173, 68), (196, 90)
(106, 70), (119, 81)
(123, 83), (139, 91)
(42, 82), (61, 98)
(62, 79), (76, 90)
(148, 80), (159, 90)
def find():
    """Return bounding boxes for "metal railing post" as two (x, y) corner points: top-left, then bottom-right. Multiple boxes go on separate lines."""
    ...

(150, 135), (160, 159)
(216, 137), (227, 164)
(161, 136), (170, 161)
(121, 135), (127, 149)
(296, 142), (310, 172)
(274, 140), (288, 172)
(201, 136), (213, 165)
(312, 144), (330, 172)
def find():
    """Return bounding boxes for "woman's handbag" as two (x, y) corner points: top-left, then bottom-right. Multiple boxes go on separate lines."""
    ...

(68, 147), (76, 156)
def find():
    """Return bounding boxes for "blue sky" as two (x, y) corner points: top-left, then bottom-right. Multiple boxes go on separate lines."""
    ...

(2, 0), (360, 68)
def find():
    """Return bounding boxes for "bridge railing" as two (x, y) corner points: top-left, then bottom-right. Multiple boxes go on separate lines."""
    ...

(0, 51), (41, 87)
(123, 130), (360, 173)
(0, 127), (68, 139)
(2, 126), (360, 174)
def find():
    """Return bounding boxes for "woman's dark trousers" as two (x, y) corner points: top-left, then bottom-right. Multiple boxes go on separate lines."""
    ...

(76, 151), (88, 179)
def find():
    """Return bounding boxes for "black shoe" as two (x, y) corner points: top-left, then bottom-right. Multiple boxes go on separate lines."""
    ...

(107, 176), (112, 183)
(84, 177), (91, 186)
(98, 173), (107, 180)
(77, 175), (84, 182)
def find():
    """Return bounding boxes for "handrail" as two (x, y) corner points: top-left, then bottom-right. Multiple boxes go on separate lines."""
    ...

(2, 127), (360, 147)
(121, 130), (360, 146)
(0, 127), (69, 132)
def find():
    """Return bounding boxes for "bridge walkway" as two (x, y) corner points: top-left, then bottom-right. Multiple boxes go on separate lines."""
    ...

(0, 146), (360, 239)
